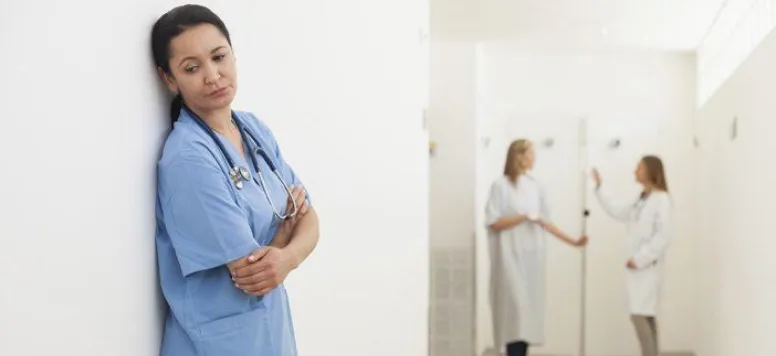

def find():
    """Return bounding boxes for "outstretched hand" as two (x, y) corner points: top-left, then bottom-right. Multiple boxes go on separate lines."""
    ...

(591, 168), (602, 188)
(574, 235), (589, 247)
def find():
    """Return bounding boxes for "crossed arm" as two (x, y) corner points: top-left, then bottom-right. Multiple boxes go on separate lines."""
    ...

(228, 186), (320, 296)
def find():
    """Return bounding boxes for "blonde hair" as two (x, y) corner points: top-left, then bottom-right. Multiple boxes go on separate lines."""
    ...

(503, 139), (532, 181)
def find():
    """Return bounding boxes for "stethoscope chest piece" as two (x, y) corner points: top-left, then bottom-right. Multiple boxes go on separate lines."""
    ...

(238, 166), (252, 181)
(229, 166), (252, 189)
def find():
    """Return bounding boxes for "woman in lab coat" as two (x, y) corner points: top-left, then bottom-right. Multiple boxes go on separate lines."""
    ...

(485, 139), (588, 356)
(592, 155), (673, 356)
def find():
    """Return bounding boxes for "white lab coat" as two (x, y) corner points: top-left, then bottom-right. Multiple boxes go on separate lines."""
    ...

(485, 174), (551, 348)
(594, 187), (673, 316)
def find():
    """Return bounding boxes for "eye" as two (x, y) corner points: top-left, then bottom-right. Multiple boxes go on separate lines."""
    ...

(185, 65), (199, 73)
(213, 54), (226, 61)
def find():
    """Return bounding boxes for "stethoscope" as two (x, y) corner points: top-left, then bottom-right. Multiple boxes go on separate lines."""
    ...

(184, 105), (298, 221)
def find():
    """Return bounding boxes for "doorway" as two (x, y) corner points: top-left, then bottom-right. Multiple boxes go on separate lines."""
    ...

(474, 114), (662, 356)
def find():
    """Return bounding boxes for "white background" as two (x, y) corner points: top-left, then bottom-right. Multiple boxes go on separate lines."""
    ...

(0, 1), (429, 356)
(4, 0), (776, 354)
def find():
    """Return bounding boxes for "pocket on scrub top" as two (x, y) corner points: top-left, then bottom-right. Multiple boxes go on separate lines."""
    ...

(195, 307), (272, 356)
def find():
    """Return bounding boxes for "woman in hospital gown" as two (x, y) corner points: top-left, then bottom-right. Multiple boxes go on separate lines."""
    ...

(485, 139), (588, 356)
(592, 155), (673, 356)
(151, 5), (319, 355)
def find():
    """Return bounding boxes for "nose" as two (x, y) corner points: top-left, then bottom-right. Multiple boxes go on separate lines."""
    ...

(204, 64), (221, 85)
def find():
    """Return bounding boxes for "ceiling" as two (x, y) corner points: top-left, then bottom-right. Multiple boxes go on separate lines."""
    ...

(431, 0), (727, 51)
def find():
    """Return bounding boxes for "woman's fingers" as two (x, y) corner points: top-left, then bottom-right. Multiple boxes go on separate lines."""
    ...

(233, 269), (271, 286)
(591, 168), (602, 184)
(287, 185), (309, 218)
(298, 198), (308, 215)
(285, 186), (307, 216)
(239, 279), (273, 293)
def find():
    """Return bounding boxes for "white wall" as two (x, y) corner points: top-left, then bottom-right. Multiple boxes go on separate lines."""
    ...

(694, 26), (776, 356)
(429, 42), (477, 250)
(427, 40), (478, 356)
(474, 43), (697, 356)
(0, 1), (429, 356)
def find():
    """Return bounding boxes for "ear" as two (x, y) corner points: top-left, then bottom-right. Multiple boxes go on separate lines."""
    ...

(157, 67), (179, 95)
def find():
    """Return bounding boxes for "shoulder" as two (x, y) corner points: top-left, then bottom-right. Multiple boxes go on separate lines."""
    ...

(525, 173), (541, 184)
(522, 174), (544, 190)
(490, 176), (507, 190)
(158, 120), (219, 170)
(234, 110), (277, 143)
(651, 191), (673, 208)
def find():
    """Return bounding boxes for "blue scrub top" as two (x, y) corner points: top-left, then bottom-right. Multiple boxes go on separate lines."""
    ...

(155, 108), (305, 356)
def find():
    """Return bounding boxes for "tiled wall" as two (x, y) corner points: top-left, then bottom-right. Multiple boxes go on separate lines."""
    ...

(429, 247), (475, 356)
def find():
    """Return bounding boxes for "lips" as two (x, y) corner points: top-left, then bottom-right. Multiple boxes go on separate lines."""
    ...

(208, 87), (228, 97)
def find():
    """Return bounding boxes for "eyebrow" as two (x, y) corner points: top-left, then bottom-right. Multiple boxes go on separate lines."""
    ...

(177, 46), (227, 68)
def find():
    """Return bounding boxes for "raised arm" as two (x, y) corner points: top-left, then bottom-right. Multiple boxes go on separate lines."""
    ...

(594, 186), (638, 222)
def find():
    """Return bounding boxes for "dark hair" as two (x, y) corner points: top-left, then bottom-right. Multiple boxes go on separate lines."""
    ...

(151, 4), (232, 124)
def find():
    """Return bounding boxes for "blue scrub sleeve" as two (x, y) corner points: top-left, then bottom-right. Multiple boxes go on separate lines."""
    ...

(160, 148), (260, 277)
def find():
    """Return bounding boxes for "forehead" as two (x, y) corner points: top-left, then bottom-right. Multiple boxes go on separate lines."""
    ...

(169, 23), (229, 59)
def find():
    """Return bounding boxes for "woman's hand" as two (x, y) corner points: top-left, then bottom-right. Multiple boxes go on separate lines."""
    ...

(626, 259), (637, 270)
(271, 186), (309, 247)
(230, 246), (298, 296)
(574, 235), (589, 247)
(591, 168), (602, 188)
(228, 185), (310, 296)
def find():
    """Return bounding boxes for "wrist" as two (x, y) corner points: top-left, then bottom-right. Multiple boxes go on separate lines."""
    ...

(281, 245), (302, 270)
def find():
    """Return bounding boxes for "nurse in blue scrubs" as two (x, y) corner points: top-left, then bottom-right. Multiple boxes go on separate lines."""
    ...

(151, 5), (320, 355)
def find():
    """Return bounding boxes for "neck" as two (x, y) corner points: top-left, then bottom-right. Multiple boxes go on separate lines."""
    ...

(642, 185), (659, 195)
(192, 106), (233, 132)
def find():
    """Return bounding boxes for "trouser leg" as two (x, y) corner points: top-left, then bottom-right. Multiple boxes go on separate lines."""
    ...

(631, 315), (659, 356)
(648, 316), (660, 355)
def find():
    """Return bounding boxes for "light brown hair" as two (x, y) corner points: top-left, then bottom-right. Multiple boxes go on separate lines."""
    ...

(641, 155), (668, 192)
(503, 139), (532, 182)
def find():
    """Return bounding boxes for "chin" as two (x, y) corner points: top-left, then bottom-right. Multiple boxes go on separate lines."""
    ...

(206, 94), (235, 111)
